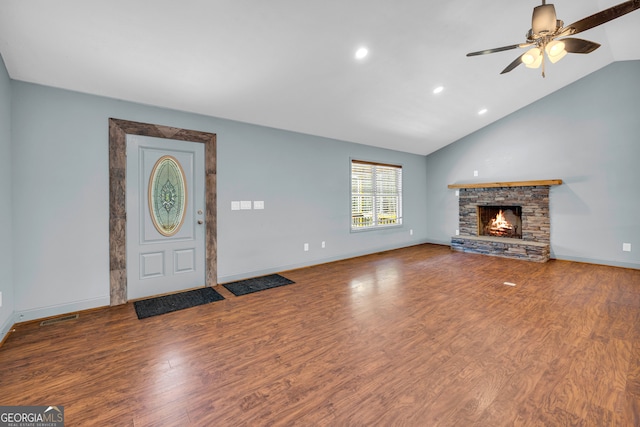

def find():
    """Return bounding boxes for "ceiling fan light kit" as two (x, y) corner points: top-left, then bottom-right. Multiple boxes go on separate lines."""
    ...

(523, 47), (543, 68)
(467, 0), (640, 76)
(545, 40), (567, 63)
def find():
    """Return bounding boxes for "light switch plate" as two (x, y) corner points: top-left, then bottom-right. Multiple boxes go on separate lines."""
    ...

(623, 243), (632, 252)
(231, 201), (240, 211)
(240, 201), (252, 210)
(254, 201), (264, 210)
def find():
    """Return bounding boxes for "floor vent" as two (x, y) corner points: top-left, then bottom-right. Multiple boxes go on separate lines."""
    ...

(40, 314), (79, 326)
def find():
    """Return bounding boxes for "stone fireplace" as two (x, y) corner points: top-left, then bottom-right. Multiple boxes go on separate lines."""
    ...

(448, 180), (562, 262)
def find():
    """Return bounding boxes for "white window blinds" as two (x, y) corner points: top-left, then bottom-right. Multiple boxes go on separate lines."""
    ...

(351, 160), (403, 230)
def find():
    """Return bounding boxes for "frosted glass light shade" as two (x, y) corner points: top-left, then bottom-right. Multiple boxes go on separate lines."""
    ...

(522, 47), (542, 68)
(545, 40), (567, 63)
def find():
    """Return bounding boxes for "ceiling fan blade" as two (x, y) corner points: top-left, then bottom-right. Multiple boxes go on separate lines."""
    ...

(500, 54), (525, 74)
(562, 38), (601, 54)
(467, 44), (522, 57)
(565, 0), (640, 35)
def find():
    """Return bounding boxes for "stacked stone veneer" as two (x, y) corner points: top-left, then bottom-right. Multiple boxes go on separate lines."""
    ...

(451, 186), (551, 262)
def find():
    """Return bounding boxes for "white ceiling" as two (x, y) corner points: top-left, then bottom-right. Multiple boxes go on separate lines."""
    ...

(1, 0), (638, 155)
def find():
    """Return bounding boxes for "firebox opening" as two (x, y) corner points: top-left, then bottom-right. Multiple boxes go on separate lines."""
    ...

(477, 205), (522, 239)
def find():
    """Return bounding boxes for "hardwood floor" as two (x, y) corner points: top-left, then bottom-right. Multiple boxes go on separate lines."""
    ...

(1, 244), (639, 426)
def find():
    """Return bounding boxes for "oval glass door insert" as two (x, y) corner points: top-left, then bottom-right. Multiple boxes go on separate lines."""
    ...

(148, 155), (187, 236)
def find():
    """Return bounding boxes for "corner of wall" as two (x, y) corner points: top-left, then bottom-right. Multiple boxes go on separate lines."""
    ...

(0, 52), (16, 345)
(0, 313), (17, 346)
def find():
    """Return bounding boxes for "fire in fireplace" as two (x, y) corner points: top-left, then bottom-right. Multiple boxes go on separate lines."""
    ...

(477, 205), (522, 239)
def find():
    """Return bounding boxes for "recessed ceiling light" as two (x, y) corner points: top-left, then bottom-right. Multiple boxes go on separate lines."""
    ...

(355, 47), (369, 60)
(433, 86), (444, 94)
(478, 108), (488, 115)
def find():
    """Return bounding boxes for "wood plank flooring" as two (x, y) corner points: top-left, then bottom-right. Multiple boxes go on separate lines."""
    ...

(1, 244), (640, 426)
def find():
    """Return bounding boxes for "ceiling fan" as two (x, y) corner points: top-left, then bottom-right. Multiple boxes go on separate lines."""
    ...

(467, 0), (640, 77)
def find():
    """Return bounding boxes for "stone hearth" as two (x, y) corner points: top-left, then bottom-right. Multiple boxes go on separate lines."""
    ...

(448, 180), (562, 262)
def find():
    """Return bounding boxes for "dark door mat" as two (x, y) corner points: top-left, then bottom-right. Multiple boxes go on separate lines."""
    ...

(134, 287), (225, 319)
(223, 274), (295, 296)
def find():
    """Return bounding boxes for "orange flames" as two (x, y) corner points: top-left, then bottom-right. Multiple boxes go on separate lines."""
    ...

(489, 209), (513, 234)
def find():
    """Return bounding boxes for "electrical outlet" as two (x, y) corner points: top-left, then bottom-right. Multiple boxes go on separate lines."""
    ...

(0, 291), (2, 307)
(455, 229), (460, 236)
(455, 190), (459, 196)
(473, 170), (478, 177)
(410, 229), (413, 235)
(623, 243), (632, 252)
(321, 241), (326, 248)
(304, 243), (309, 251)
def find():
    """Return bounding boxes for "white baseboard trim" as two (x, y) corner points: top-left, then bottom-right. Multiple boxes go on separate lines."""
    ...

(14, 296), (110, 324)
(218, 240), (431, 284)
(1, 312), (15, 345)
(425, 238), (453, 246)
(552, 255), (639, 270)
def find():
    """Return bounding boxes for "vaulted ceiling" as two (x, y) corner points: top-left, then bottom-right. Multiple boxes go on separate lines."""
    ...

(1, 1), (638, 155)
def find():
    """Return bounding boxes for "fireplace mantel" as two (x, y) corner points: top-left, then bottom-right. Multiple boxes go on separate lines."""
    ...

(447, 179), (562, 189)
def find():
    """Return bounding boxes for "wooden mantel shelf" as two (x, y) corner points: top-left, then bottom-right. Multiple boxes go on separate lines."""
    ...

(447, 179), (562, 189)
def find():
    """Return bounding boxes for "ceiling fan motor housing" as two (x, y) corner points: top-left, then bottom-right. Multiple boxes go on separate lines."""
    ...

(532, 4), (558, 35)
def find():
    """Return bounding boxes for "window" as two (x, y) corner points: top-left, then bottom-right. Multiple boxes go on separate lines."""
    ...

(351, 160), (402, 230)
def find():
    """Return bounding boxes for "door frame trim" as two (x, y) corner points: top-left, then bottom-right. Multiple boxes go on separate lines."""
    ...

(109, 118), (217, 305)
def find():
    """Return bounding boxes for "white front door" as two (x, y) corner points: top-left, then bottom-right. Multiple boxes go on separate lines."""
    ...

(126, 135), (206, 300)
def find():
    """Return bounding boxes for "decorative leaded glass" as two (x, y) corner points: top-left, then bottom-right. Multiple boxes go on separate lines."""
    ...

(148, 156), (187, 236)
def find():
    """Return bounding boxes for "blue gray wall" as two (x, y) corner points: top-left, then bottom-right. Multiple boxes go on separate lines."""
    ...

(0, 54), (13, 339)
(426, 60), (640, 269)
(2, 54), (639, 337)
(8, 72), (427, 322)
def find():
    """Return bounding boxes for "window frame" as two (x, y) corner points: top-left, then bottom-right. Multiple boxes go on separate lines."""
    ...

(350, 159), (403, 232)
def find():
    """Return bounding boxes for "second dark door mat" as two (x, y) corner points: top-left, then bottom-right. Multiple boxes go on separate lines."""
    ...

(223, 274), (295, 296)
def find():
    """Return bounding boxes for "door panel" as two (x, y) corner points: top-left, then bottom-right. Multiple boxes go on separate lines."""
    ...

(174, 249), (196, 273)
(126, 135), (205, 300)
(140, 251), (164, 279)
